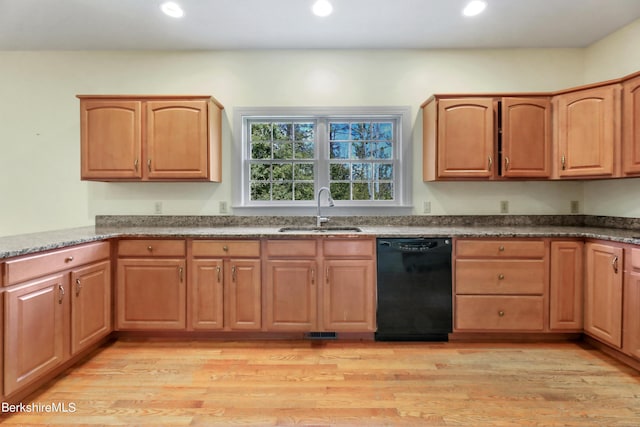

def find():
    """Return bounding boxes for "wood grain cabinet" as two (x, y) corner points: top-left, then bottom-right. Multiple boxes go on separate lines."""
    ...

(623, 74), (640, 175)
(554, 84), (621, 178)
(584, 242), (623, 348)
(454, 239), (548, 332)
(78, 95), (223, 182)
(190, 240), (262, 331)
(549, 240), (584, 331)
(3, 242), (111, 398)
(422, 96), (550, 180)
(116, 240), (187, 330)
(623, 247), (640, 359)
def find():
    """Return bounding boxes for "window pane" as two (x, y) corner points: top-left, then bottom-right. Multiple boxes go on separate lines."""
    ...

(273, 142), (293, 160)
(294, 183), (314, 200)
(351, 142), (370, 159)
(251, 123), (272, 141)
(350, 123), (371, 140)
(372, 142), (392, 159)
(294, 123), (314, 141)
(251, 182), (271, 200)
(330, 163), (350, 180)
(374, 182), (393, 200)
(330, 182), (350, 200)
(294, 141), (314, 159)
(251, 142), (272, 159)
(295, 163), (314, 180)
(352, 163), (371, 180)
(274, 123), (292, 141)
(272, 183), (293, 200)
(373, 122), (393, 140)
(250, 163), (270, 180)
(272, 163), (293, 181)
(353, 183), (371, 200)
(375, 164), (393, 180)
(330, 123), (350, 140)
(330, 142), (349, 159)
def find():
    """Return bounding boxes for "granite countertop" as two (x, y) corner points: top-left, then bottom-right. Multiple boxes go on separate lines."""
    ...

(1, 219), (640, 259)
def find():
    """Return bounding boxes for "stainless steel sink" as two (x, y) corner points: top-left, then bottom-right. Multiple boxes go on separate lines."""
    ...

(278, 226), (362, 233)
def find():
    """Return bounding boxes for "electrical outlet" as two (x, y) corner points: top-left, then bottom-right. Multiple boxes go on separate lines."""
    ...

(219, 201), (228, 214)
(423, 201), (431, 214)
(500, 200), (509, 214)
(154, 201), (163, 215)
(570, 200), (579, 214)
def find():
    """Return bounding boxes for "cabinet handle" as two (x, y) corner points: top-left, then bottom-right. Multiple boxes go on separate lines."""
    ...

(504, 156), (510, 171)
(561, 155), (566, 170)
(75, 278), (82, 296)
(311, 268), (315, 285)
(216, 265), (221, 283)
(326, 267), (330, 283)
(232, 265), (237, 282)
(498, 274), (505, 280)
(223, 245), (229, 252)
(612, 256), (619, 273)
(65, 256), (74, 263)
(58, 285), (65, 304)
(179, 267), (184, 283)
(147, 159), (152, 172)
(498, 310), (505, 317)
(134, 159), (139, 171)
(488, 155), (493, 171)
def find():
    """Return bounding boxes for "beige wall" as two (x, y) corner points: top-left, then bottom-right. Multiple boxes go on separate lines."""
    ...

(0, 16), (637, 236)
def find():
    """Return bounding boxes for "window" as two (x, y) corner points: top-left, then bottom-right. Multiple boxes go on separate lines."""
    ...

(233, 107), (412, 214)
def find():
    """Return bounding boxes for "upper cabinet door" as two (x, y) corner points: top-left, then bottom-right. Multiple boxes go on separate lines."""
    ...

(80, 100), (142, 180)
(623, 75), (640, 175)
(501, 97), (551, 178)
(555, 85), (621, 178)
(146, 100), (209, 180)
(437, 98), (495, 179)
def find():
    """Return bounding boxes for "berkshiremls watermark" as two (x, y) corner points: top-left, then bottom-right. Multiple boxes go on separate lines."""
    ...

(2, 401), (77, 414)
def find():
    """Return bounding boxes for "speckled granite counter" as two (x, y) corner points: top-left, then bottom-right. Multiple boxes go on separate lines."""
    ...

(2, 215), (640, 259)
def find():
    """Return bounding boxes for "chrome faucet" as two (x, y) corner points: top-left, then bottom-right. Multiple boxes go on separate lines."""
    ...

(316, 187), (335, 227)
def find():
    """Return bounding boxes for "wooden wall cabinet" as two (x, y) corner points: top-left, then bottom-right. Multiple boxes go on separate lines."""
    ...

(422, 96), (551, 181)
(554, 84), (621, 178)
(623, 248), (640, 359)
(116, 240), (187, 330)
(78, 95), (223, 182)
(623, 75), (640, 175)
(190, 240), (262, 331)
(549, 241), (584, 331)
(584, 242), (623, 348)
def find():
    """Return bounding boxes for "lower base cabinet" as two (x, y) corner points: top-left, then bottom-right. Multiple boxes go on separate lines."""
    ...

(71, 261), (111, 354)
(623, 248), (640, 359)
(455, 295), (544, 331)
(323, 259), (375, 331)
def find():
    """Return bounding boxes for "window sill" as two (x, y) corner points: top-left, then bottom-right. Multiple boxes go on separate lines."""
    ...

(231, 205), (414, 216)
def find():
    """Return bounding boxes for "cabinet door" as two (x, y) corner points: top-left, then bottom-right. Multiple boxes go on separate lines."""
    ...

(80, 99), (142, 179)
(501, 97), (551, 178)
(323, 259), (375, 331)
(437, 98), (494, 178)
(4, 275), (66, 396)
(584, 243), (623, 347)
(190, 259), (224, 330)
(264, 260), (317, 331)
(623, 272), (640, 359)
(225, 259), (261, 330)
(117, 259), (186, 330)
(146, 100), (209, 180)
(556, 85), (620, 177)
(70, 261), (111, 355)
(549, 241), (583, 331)
(623, 75), (640, 175)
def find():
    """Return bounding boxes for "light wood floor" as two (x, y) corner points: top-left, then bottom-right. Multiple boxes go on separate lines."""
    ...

(2, 339), (640, 426)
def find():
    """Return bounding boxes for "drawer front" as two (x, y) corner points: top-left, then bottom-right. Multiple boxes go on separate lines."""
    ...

(192, 240), (260, 257)
(265, 240), (317, 258)
(118, 239), (185, 257)
(323, 238), (375, 258)
(5, 241), (110, 286)
(455, 259), (546, 294)
(456, 239), (546, 258)
(455, 296), (544, 331)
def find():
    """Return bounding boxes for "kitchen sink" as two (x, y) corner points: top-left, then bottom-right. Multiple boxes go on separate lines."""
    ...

(278, 226), (362, 233)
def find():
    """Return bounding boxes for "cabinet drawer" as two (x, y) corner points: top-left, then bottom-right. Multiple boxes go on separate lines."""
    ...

(192, 240), (260, 257)
(323, 238), (375, 258)
(455, 259), (545, 294)
(4, 241), (110, 286)
(265, 240), (317, 258)
(456, 239), (546, 258)
(118, 239), (185, 257)
(455, 296), (544, 331)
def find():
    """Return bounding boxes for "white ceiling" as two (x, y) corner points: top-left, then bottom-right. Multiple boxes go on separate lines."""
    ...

(1, 0), (640, 50)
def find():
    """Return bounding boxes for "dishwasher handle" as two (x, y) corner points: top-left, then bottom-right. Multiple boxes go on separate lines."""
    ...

(379, 239), (449, 253)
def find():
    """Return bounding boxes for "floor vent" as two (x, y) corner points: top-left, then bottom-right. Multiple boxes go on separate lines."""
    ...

(304, 331), (337, 340)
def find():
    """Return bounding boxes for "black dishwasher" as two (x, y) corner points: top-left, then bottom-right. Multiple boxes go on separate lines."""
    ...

(375, 238), (452, 341)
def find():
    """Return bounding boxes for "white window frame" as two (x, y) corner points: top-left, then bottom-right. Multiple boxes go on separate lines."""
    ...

(232, 106), (413, 216)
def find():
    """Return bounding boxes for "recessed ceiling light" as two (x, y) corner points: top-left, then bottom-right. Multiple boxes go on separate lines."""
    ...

(161, 1), (184, 18)
(463, 0), (487, 17)
(312, 0), (333, 17)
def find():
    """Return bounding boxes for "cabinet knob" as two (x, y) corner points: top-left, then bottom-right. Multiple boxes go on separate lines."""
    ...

(65, 256), (74, 263)
(498, 246), (505, 252)
(498, 310), (505, 317)
(223, 245), (229, 252)
(147, 245), (153, 252)
(498, 274), (505, 280)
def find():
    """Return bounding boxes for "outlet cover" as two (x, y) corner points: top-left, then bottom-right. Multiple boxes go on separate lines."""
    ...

(154, 201), (163, 215)
(219, 201), (228, 214)
(570, 200), (579, 214)
(500, 200), (509, 214)
(423, 201), (431, 214)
